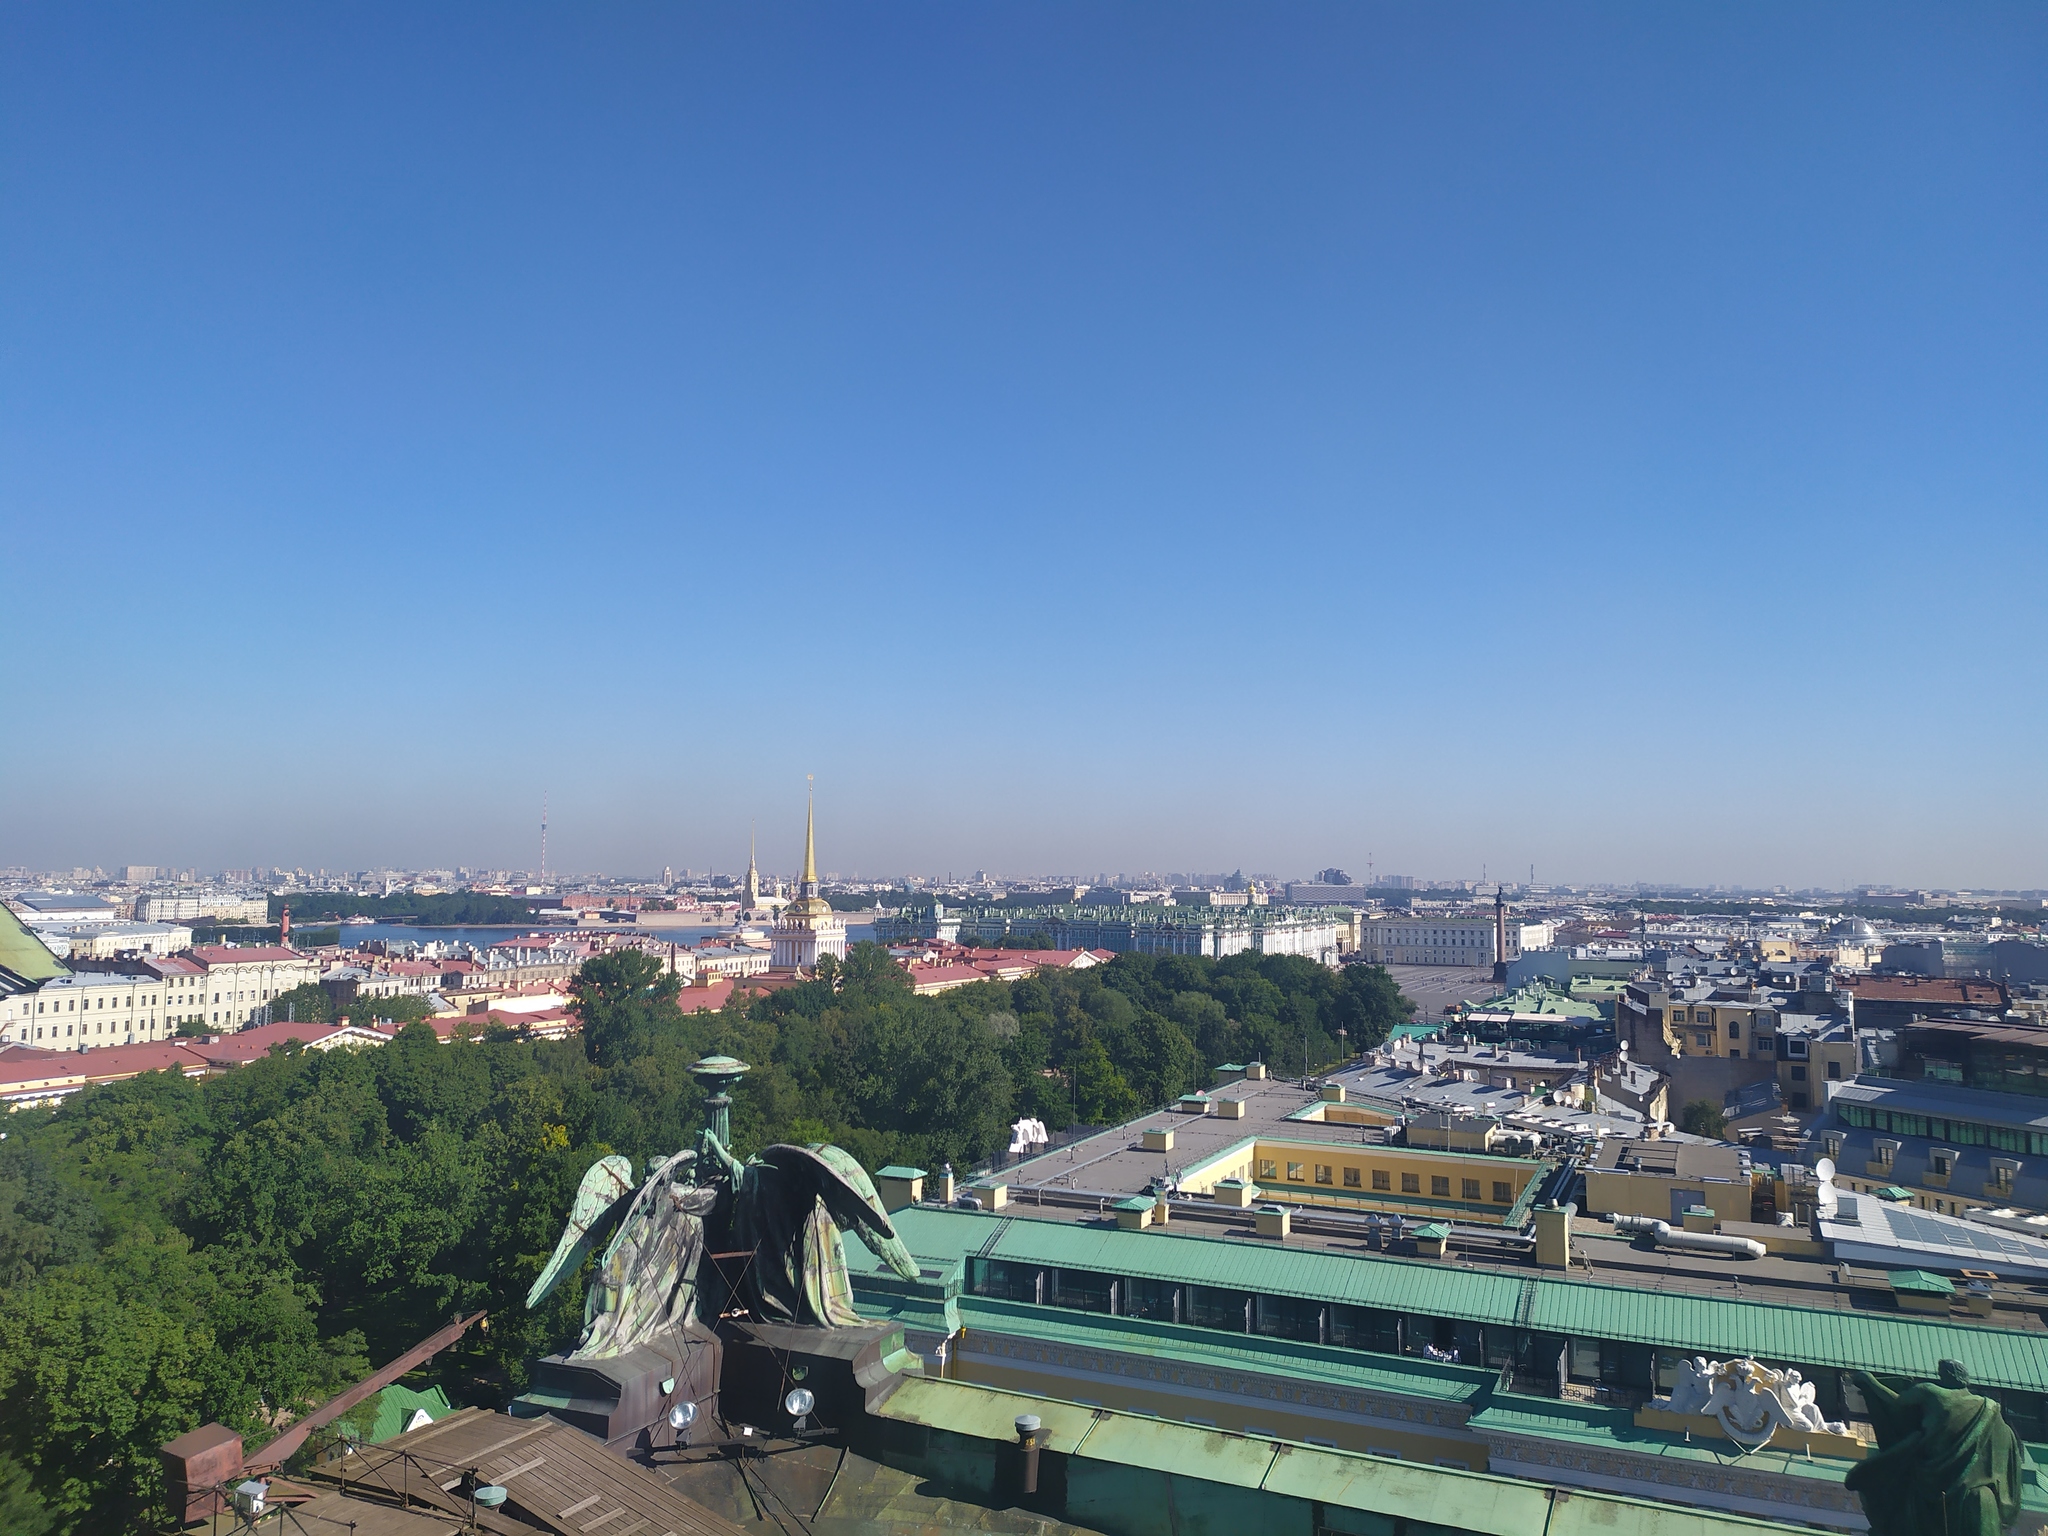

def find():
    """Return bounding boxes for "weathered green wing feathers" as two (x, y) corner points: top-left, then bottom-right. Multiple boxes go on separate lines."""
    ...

(526, 1154), (636, 1309)
(769, 1142), (921, 1282)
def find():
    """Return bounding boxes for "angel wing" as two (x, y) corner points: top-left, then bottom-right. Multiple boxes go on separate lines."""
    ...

(760, 1142), (921, 1282)
(527, 1154), (636, 1309)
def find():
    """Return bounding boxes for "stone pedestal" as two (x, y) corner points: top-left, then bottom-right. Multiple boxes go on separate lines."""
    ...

(717, 1319), (920, 1440)
(511, 1323), (722, 1455)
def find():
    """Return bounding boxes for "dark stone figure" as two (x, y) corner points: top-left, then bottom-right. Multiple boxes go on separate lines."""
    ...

(1846, 1361), (2021, 1536)
(699, 1134), (920, 1326)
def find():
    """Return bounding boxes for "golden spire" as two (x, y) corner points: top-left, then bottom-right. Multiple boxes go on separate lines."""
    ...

(802, 775), (817, 886)
(788, 775), (830, 917)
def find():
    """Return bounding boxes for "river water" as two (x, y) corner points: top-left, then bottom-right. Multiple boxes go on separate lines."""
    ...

(323, 919), (877, 951)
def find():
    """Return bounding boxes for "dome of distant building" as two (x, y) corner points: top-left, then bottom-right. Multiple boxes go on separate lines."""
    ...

(1827, 916), (1878, 939)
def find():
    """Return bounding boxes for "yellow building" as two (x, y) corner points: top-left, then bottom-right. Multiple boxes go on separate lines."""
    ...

(1176, 1135), (1551, 1227)
(1582, 1138), (1755, 1223)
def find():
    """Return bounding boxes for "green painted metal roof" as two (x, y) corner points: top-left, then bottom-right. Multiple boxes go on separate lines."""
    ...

(366, 1384), (453, 1443)
(879, 1374), (1102, 1453)
(1260, 1442), (1558, 1533)
(1466, 1396), (1860, 1481)
(946, 1295), (1496, 1404)
(0, 904), (68, 984)
(1888, 1269), (1956, 1294)
(1080, 1411), (1282, 1487)
(876, 1165), (927, 1179)
(868, 1206), (2048, 1394)
(874, 1376), (1818, 1535)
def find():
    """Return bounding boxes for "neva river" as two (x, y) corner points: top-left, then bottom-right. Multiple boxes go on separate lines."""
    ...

(329, 919), (876, 950)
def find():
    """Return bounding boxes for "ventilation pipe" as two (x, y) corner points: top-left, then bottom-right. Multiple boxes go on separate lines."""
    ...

(1611, 1213), (1765, 1259)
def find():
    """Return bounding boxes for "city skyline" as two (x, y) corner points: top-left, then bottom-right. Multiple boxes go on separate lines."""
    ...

(3, 7), (2043, 889)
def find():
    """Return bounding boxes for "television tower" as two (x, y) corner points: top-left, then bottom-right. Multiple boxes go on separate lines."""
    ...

(540, 791), (549, 883)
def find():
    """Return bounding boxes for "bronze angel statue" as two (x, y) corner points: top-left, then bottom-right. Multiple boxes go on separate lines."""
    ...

(528, 1131), (920, 1359)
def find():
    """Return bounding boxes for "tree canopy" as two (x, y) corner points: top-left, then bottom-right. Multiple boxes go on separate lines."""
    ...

(0, 943), (1408, 1533)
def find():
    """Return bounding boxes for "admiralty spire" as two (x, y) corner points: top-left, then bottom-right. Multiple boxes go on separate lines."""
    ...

(771, 779), (847, 971)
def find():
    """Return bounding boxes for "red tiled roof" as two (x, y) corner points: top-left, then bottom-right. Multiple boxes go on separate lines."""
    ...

(681, 979), (737, 1013)
(1844, 977), (2006, 1004)
(0, 1040), (208, 1089)
(190, 945), (307, 966)
(908, 964), (991, 994)
(179, 1019), (352, 1063)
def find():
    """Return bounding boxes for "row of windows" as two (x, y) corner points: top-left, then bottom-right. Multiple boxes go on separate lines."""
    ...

(960, 1260), (2047, 1435)
(1837, 1102), (2048, 1156)
(19, 1022), (169, 1042)
(33, 987), (276, 1015)
(1252, 1158), (1514, 1204)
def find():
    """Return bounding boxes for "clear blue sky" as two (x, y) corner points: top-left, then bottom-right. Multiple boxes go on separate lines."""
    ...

(2, 5), (2042, 889)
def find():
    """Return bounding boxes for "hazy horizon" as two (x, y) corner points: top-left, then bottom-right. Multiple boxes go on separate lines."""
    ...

(3, 7), (2042, 891)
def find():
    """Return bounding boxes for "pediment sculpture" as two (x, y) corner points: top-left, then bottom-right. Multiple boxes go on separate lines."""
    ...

(1652, 1356), (1848, 1449)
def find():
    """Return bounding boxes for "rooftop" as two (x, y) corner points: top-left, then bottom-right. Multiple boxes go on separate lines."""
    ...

(1590, 1139), (1750, 1182)
(1831, 1074), (2048, 1132)
(1000, 1074), (1380, 1199)
(1845, 976), (2008, 1005)
(848, 1202), (2048, 1394)
(953, 1075), (2048, 1358)
(189, 944), (307, 965)
(0, 903), (68, 984)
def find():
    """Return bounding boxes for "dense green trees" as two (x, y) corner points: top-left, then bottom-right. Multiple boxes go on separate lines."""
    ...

(1680, 1098), (1728, 1138)
(569, 949), (686, 1067)
(269, 982), (332, 1024)
(266, 893), (541, 926)
(0, 944), (1409, 1533)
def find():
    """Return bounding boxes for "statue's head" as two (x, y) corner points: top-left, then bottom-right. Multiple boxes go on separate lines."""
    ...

(1938, 1360), (1970, 1390)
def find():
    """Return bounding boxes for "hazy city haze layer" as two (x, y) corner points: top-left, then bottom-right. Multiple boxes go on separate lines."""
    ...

(1, 6), (2042, 888)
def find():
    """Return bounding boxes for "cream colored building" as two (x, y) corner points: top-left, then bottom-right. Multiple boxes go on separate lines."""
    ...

(31, 922), (192, 960)
(694, 944), (771, 979)
(771, 795), (847, 971)
(137, 895), (269, 924)
(1358, 915), (1518, 969)
(147, 956), (209, 1030)
(4, 970), (175, 1049)
(189, 944), (319, 1030)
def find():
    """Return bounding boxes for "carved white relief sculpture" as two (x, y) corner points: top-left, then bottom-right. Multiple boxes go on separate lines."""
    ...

(1654, 1356), (1849, 1448)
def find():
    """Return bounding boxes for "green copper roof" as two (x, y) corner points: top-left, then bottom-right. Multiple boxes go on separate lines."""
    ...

(0, 904), (68, 984)
(1888, 1269), (1956, 1294)
(875, 1376), (1818, 1536)
(366, 1384), (453, 1443)
(942, 1295), (1495, 1404)
(863, 1206), (2048, 1395)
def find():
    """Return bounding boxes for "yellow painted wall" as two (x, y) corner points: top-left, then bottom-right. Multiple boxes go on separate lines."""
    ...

(1181, 1138), (1539, 1225)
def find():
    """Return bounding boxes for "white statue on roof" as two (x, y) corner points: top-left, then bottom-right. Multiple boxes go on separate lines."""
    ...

(1655, 1356), (1847, 1447)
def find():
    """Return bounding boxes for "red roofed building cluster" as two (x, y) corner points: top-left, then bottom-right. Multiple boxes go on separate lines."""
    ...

(890, 943), (1113, 995)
